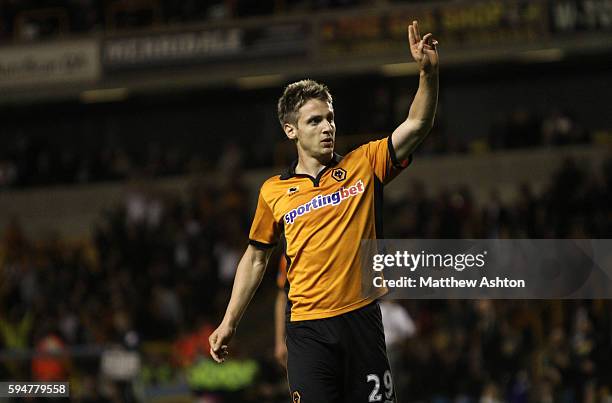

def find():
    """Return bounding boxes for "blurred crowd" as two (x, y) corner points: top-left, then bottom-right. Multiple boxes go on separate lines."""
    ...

(0, 105), (594, 190)
(0, 0), (420, 42)
(386, 157), (611, 239)
(0, 131), (200, 189)
(1, 152), (611, 401)
(404, 107), (591, 156)
(487, 108), (591, 151)
(0, 175), (253, 400)
(396, 299), (612, 403)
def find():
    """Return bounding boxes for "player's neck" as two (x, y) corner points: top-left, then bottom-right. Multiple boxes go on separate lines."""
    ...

(295, 152), (333, 178)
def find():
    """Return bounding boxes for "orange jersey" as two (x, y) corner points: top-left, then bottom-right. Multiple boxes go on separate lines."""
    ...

(250, 136), (410, 321)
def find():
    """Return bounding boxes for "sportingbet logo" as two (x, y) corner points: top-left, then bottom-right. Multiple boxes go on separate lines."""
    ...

(285, 180), (364, 225)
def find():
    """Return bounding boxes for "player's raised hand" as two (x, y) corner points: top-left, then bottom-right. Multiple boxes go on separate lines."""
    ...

(209, 323), (235, 363)
(408, 20), (439, 74)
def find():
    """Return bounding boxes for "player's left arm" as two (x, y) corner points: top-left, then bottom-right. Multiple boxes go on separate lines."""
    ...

(392, 20), (439, 162)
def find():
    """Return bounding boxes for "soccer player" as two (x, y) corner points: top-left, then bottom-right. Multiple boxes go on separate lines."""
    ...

(209, 20), (438, 402)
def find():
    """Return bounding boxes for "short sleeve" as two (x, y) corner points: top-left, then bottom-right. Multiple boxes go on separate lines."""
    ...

(248, 190), (280, 249)
(362, 135), (412, 185)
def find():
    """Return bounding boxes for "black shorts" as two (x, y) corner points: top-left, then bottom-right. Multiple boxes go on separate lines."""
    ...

(286, 301), (395, 403)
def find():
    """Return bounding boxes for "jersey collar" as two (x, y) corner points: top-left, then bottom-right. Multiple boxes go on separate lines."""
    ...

(280, 153), (342, 180)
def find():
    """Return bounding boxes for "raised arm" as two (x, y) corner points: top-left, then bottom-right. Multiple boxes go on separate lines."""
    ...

(209, 244), (273, 362)
(392, 20), (439, 162)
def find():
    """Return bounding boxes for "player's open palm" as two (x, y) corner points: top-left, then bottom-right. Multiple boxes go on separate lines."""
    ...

(408, 20), (438, 73)
(209, 324), (235, 363)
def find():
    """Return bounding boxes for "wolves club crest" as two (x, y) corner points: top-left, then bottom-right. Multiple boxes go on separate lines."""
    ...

(331, 168), (346, 182)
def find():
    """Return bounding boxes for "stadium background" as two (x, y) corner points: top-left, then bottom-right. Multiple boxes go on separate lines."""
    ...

(1, 0), (611, 402)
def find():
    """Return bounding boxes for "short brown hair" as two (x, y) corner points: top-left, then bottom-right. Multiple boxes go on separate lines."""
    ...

(277, 79), (333, 127)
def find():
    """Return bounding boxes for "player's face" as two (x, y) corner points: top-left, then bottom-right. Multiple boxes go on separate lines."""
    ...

(287, 99), (336, 160)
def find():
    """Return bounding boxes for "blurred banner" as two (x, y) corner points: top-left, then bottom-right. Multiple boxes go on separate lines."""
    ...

(1, 0), (611, 95)
(98, 0), (612, 80)
(0, 39), (100, 88)
(550, 0), (612, 33)
(102, 22), (310, 72)
(360, 239), (612, 299)
(319, 0), (548, 57)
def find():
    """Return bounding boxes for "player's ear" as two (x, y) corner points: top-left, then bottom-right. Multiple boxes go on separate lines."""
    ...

(284, 122), (297, 141)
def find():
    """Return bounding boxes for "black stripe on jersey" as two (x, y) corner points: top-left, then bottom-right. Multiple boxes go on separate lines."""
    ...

(373, 175), (384, 238)
(282, 228), (293, 321)
(248, 239), (277, 249)
(284, 265), (293, 322)
(387, 134), (413, 169)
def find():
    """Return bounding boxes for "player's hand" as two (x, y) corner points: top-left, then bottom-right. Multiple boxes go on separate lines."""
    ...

(408, 20), (439, 74)
(209, 323), (235, 363)
(274, 340), (288, 370)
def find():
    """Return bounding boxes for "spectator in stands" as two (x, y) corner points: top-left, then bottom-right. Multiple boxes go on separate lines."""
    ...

(541, 109), (589, 146)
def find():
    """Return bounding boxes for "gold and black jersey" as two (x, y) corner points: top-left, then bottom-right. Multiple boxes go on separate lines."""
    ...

(249, 136), (410, 321)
